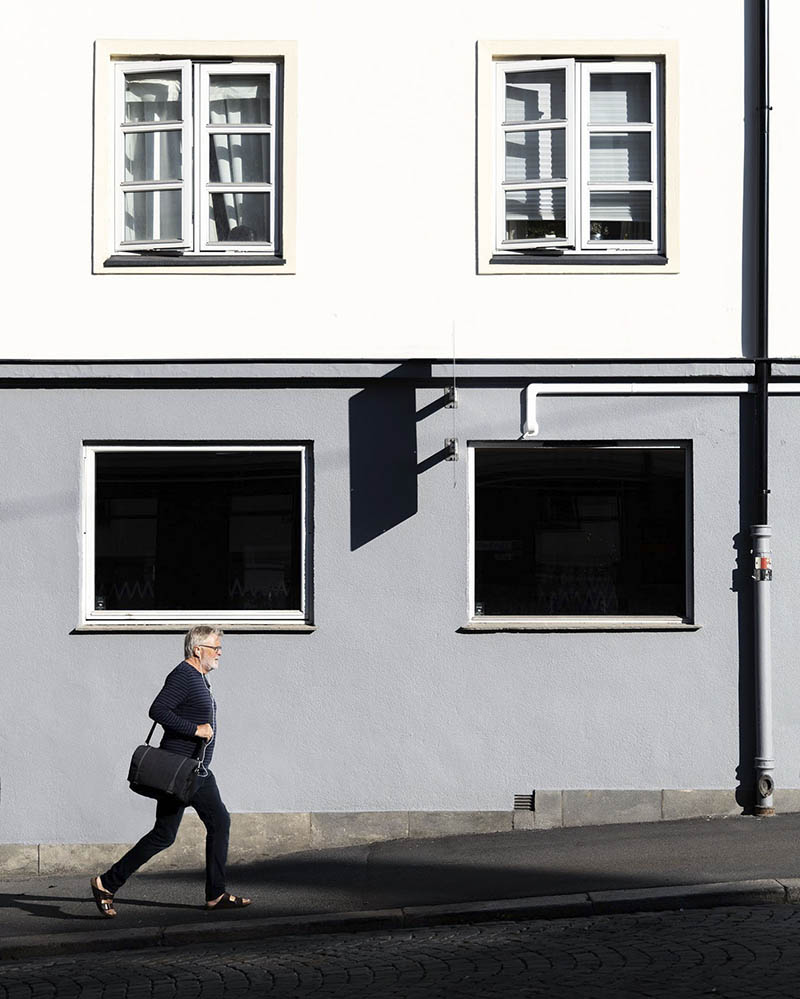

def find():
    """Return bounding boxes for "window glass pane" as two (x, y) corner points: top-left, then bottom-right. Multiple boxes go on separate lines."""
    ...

(124, 71), (182, 123)
(209, 74), (270, 124)
(94, 451), (302, 612)
(209, 192), (270, 242)
(590, 191), (651, 241)
(589, 72), (650, 123)
(505, 69), (566, 123)
(505, 188), (566, 241)
(123, 190), (182, 242)
(505, 129), (566, 182)
(124, 130), (182, 182)
(474, 448), (686, 616)
(209, 133), (271, 183)
(589, 133), (650, 183)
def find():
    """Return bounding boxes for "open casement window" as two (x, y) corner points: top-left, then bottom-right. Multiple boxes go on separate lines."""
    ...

(114, 60), (278, 254)
(115, 61), (193, 250)
(496, 59), (575, 250)
(494, 57), (661, 255)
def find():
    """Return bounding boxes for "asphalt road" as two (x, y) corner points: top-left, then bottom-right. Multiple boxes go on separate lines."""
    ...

(2, 904), (799, 998)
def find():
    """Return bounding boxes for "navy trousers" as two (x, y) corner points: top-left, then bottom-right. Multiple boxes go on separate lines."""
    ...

(103, 769), (230, 901)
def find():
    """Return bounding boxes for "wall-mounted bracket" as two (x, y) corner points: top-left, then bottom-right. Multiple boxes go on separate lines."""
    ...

(444, 438), (459, 460)
(444, 386), (458, 408)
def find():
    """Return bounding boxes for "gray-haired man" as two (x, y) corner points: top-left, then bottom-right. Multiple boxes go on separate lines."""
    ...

(91, 626), (251, 916)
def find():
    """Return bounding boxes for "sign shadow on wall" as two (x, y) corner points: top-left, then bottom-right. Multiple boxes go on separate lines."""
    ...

(349, 364), (436, 550)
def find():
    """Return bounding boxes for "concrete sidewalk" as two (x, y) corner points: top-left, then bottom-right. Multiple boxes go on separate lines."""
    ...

(3, 813), (800, 960)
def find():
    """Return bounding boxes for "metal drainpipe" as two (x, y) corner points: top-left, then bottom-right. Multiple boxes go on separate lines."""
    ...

(751, 0), (774, 816)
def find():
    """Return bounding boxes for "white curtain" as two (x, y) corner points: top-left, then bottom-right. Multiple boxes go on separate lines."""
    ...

(124, 71), (182, 123)
(124, 190), (182, 242)
(123, 72), (183, 241)
(505, 70), (566, 123)
(590, 191), (650, 222)
(208, 77), (269, 241)
(506, 188), (566, 223)
(589, 133), (650, 183)
(589, 73), (650, 124)
(505, 128), (567, 182)
(124, 131), (181, 183)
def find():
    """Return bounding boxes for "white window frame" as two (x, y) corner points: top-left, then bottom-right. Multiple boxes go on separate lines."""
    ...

(579, 61), (659, 252)
(467, 442), (692, 629)
(495, 58), (575, 252)
(477, 40), (679, 275)
(80, 444), (310, 628)
(494, 57), (659, 255)
(94, 40), (297, 275)
(196, 62), (277, 252)
(114, 60), (193, 251)
(114, 60), (277, 254)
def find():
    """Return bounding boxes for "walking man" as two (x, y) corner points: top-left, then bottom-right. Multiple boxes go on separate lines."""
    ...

(91, 626), (251, 915)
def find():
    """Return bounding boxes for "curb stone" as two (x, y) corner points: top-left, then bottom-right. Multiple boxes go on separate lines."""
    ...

(588, 879), (786, 914)
(161, 909), (406, 949)
(777, 877), (800, 903)
(1, 926), (163, 960)
(1, 879), (798, 962)
(401, 893), (592, 927)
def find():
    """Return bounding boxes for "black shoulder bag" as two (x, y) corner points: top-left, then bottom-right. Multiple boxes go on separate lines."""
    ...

(127, 722), (206, 805)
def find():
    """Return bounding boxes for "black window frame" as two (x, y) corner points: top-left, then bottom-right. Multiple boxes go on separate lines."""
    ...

(470, 440), (693, 624)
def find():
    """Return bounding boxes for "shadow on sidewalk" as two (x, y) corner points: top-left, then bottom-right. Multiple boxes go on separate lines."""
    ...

(4, 816), (800, 934)
(0, 891), (199, 925)
(0, 852), (678, 933)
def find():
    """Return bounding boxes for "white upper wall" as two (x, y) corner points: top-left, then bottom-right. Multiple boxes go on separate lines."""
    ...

(767, 0), (797, 359)
(4, 0), (793, 360)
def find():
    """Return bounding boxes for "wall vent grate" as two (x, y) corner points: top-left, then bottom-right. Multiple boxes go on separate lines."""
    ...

(514, 793), (534, 811)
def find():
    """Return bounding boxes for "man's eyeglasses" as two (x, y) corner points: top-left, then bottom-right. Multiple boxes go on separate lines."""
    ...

(196, 645), (222, 654)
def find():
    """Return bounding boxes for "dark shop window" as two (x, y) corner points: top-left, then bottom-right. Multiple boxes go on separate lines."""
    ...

(474, 446), (687, 617)
(93, 449), (303, 613)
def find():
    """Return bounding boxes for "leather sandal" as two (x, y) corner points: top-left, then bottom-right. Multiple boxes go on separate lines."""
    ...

(205, 893), (251, 910)
(90, 876), (117, 918)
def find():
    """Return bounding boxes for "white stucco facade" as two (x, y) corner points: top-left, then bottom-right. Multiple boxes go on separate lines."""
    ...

(3, 0), (794, 360)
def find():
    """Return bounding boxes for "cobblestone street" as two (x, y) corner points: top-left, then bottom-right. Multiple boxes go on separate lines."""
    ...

(2, 905), (799, 998)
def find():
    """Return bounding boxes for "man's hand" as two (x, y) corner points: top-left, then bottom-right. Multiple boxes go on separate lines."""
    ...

(195, 723), (214, 740)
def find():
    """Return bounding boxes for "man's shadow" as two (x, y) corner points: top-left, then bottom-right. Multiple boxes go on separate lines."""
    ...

(0, 891), (196, 923)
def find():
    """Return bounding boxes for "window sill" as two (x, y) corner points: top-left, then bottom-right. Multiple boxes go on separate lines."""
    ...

(459, 617), (698, 633)
(103, 254), (286, 269)
(481, 254), (676, 274)
(73, 622), (315, 634)
(489, 253), (669, 267)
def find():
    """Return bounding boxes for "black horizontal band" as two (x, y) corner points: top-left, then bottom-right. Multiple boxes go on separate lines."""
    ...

(104, 254), (285, 268)
(489, 254), (668, 266)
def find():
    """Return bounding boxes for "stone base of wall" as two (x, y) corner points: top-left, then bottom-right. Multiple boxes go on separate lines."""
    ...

(4, 789), (800, 876)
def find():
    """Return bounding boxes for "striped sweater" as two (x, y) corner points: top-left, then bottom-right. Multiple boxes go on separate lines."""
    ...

(149, 660), (217, 767)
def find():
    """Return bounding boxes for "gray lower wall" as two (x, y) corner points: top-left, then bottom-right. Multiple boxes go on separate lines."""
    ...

(2, 377), (799, 848)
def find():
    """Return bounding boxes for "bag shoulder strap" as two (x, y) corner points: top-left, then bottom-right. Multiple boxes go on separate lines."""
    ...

(145, 720), (206, 762)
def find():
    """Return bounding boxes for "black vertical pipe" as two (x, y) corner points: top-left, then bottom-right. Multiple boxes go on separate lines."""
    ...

(754, 0), (770, 522)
